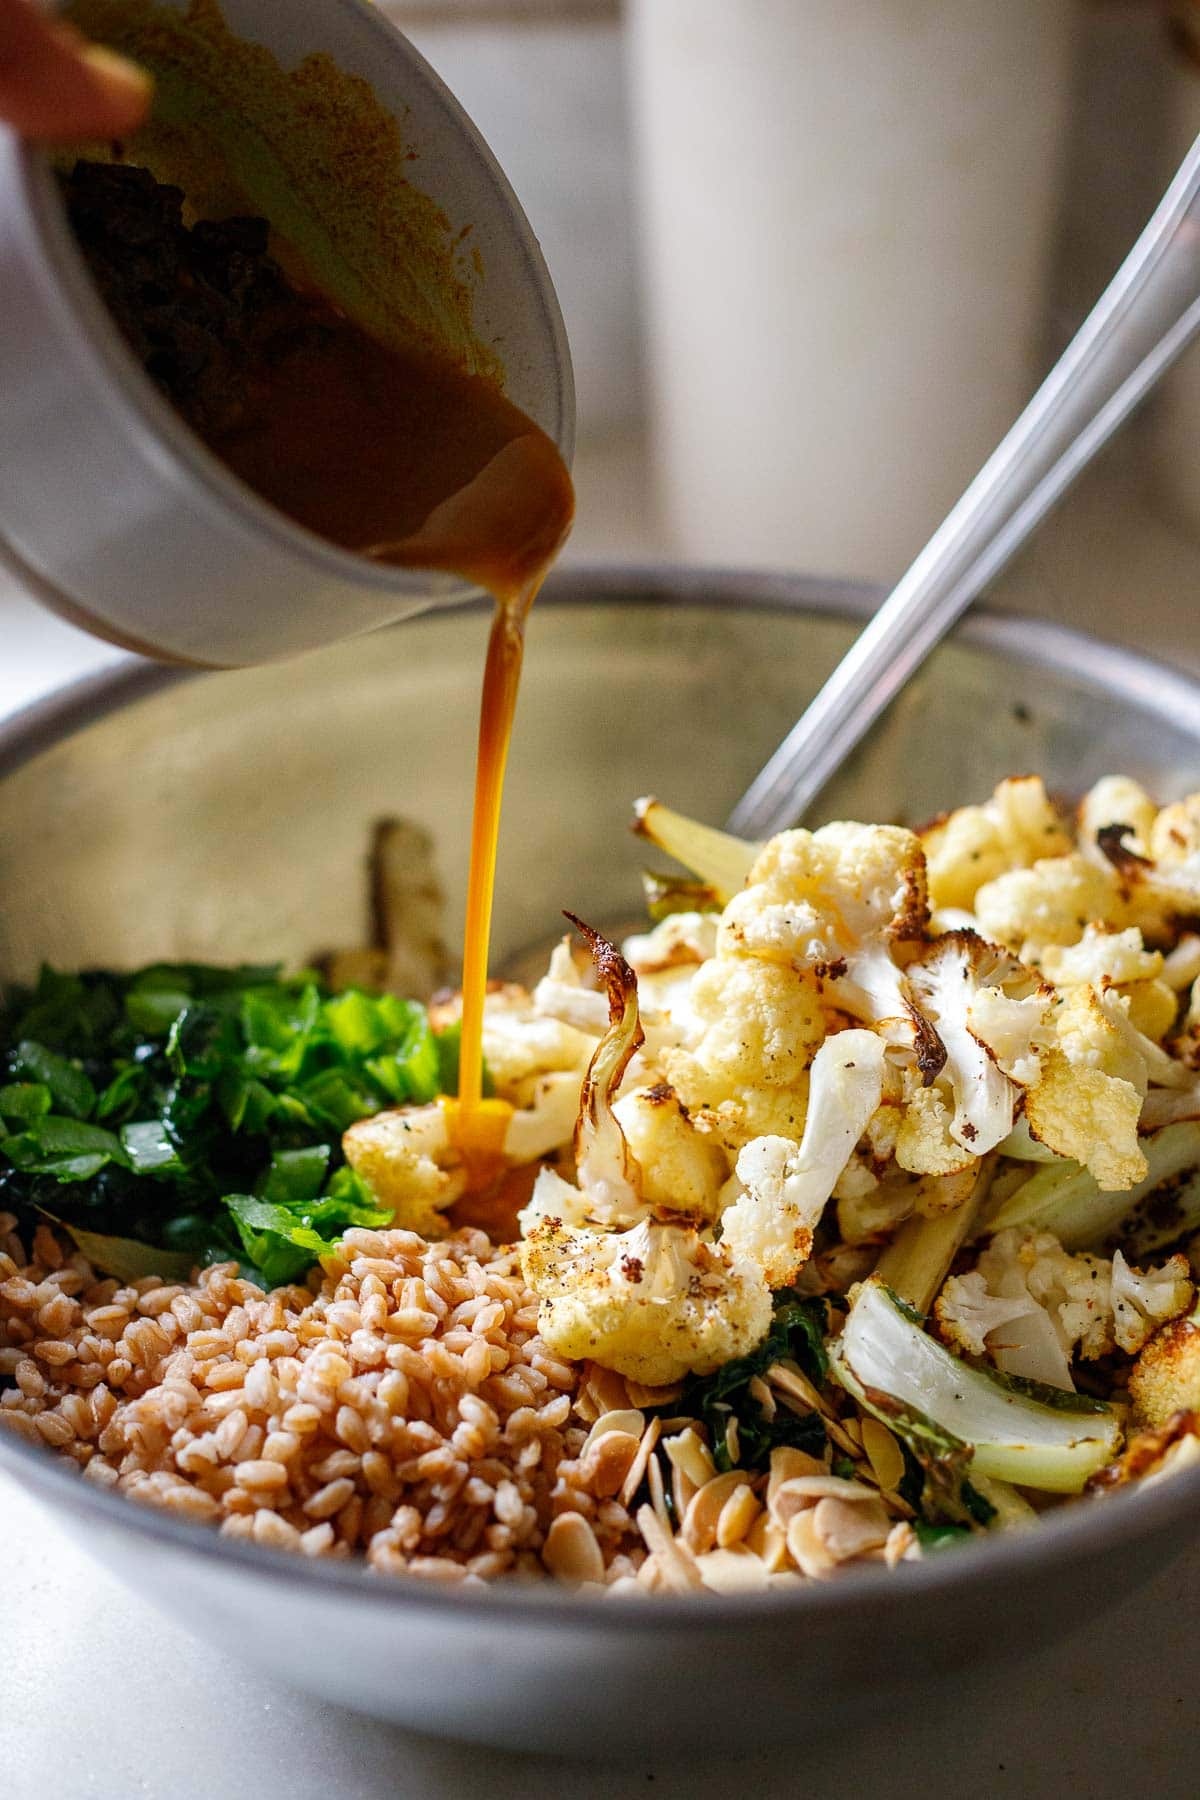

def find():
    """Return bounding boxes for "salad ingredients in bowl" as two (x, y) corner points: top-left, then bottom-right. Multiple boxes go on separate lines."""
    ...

(4, 768), (1200, 1594)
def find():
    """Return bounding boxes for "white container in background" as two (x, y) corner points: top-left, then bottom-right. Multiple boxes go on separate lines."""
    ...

(627, 0), (1081, 582)
(1154, 5), (1200, 539)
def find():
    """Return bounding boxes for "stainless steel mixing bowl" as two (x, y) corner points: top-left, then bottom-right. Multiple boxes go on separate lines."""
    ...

(1, 566), (1198, 1755)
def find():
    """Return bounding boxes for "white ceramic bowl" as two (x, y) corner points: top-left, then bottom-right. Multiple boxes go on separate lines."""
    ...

(1, 568), (1199, 1754)
(0, 0), (574, 667)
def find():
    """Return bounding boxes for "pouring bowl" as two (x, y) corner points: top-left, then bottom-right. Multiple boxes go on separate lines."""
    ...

(0, 0), (574, 667)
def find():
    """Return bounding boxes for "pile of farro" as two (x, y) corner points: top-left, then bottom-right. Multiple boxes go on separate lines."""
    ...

(0, 1211), (919, 1592)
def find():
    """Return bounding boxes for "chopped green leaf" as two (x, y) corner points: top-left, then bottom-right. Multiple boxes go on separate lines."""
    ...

(674, 1291), (830, 1473)
(2, 1115), (125, 1181)
(433, 1022), (495, 1101)
(1, 961), (450, 1288)
(12, 1041), (96, 1119)
(120, 1119), (184, 1175)
(0, 1082), (52, 1125)
(258, 1145), (330, 1207)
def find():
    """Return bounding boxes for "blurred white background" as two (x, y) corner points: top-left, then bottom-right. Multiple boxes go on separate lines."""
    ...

(391, 0), (1200, 657)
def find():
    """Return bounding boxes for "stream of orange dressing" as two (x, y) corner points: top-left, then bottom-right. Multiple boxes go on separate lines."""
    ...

(203, 306), (575, 1180)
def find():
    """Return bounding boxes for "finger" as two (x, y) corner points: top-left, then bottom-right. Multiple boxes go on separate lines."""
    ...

(0, 0), (151, 141)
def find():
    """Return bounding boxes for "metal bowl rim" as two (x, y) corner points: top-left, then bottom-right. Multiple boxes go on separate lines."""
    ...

(2, 558), (1198, 1633)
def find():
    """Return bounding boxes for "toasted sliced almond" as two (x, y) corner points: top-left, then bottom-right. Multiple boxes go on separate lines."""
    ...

(581, 1361), (631, 1421)
(884, 1520), (919, 1567)
(767, 1445), (827, 1513)
(636, 1504), (703, 1592)
(543, 1512), (605, 1585)
(663, 1426), (717, 1492)
(786, 1508), (836, 1578)
(671, 1458), (698, 1523)
(766, 1361), (826, 1413)
(619, 1414), (662, 1509)
(580, 1428), (642, 1499)
(748, 1374), (776, 1421)
(770, 1474), (880, 1530)
(746, 1511), (791, 1573)
(812, 1495), (891, 1562)
(624, 1379), (683, 1410)
(716, 1481), (761, 1549)
(681, 1470), (752, 1555)
(580, 1409), (645, 1459)
(861, 1417), (906, 1494)
(696, 1547), (771, 1595)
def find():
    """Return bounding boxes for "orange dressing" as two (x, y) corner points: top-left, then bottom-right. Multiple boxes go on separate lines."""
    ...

(203, 303), (575, 1177)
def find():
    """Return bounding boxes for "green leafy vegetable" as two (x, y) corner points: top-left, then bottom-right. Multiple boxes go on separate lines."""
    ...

(888, 1403), (997, 1531)
(226, 1165), (391, 1288)
(0, 960), (458, 1288)
(0, 1083), (51, 1126)
(675, 1290), (830, 1473)
(640, 870), (722, 922)
(432, 1021), (495, 1100)
(988, 1121), (1200, 1250)
(11, 1040), (96, 1119)
(2, 1116), (126, 1182)
(912, 1519), (972, 1552)
(830, 1278), (1122, 1493)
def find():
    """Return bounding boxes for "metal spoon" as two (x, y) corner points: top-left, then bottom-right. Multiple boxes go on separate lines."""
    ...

(726, 132), (1200, 841)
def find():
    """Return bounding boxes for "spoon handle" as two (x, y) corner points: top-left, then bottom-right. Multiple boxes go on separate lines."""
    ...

(727, 133), (1200, 841)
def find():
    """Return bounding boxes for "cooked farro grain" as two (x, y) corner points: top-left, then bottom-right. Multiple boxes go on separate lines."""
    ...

(0, 1206), (933, 1592)
(0, 1214), (645, 1586)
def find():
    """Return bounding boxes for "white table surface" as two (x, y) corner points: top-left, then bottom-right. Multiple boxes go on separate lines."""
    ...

(3, 1464), (1198, 1799)
(5, 437), (1200, 1797)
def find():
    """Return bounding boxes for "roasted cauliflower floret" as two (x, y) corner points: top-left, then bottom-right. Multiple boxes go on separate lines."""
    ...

(1110, 1250), (1195, 1355)
(433, 977), (596, 1098)
(503, 1071), (583, 1165)
(922, 775), (1071, 912)
(1020, 985), (1149, 1189)
(1129, 1311), (1200, 1428)
(1149, 794), (1200, 866)
(611, 1082), (728, 1220)
(719, 820), (928, 1030)
(1042, 925), (1176, 1041)
(893, 1079), (977, 1178)
(935, 1228), (1193, 1387)
(342, 1103), (466, 1236)
(1024, 1049), (1145, 1191)
(722, 1030), (885, 1285)
(520, 1216), (772, 1385)
(623, 911), (719, 974)
(675, 954), (824, 1087)
(973, 854), (1122, 957)
(663, 954), (823, 1152)
(1041, 924), (1163, 992)
(904, 931), (1051, 1157)
(479, 992), (595, 1097)
(1078, 776), (1157, 865)
(934, 1270), (1038, 1359)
